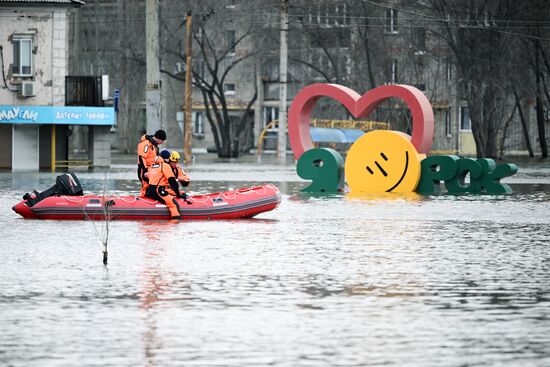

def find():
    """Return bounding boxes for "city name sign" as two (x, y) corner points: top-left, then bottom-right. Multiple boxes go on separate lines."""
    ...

(289, 84), (518, 194)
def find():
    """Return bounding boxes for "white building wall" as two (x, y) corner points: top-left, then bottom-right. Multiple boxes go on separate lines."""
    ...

(52, 10), (68, 105)
(0, 7), (68, 106)
(0, 5), (74, 170)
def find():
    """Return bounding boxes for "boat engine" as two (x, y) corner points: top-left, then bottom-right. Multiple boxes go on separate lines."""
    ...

(23, 173), (84, 207)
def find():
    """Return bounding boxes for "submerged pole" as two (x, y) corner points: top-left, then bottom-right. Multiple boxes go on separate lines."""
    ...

(103, 246), (108, 265)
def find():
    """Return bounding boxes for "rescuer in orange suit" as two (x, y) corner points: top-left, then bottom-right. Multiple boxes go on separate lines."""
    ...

(172, 151), (191, 189)
(145, 151), (186, 219)
(137, 130), (166, 197)
(159, 150), (191, 198)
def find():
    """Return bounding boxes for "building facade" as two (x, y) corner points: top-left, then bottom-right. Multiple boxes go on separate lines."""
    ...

(0, 0), (114, 170)
(67, 0), (546, 159)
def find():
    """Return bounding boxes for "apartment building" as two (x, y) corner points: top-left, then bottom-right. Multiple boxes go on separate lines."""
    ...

(0, 0), (115, 170)
(67, 0), (541, 158)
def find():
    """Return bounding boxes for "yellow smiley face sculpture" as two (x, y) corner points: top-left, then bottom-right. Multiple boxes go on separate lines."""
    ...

(345, 130), (425, 193)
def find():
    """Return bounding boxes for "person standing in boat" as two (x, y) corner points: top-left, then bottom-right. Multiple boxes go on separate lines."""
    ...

(137, 130), (166, 197)
(146, 151), (187, 219)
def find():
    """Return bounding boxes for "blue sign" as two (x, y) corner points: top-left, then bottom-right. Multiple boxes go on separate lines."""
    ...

(114, 89), (120, 113)
(0, 106), (115, 126)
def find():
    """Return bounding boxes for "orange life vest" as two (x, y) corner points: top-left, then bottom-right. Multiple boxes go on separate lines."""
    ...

(148, 161), (176, 187)
(137, 134), (159, 168)
(175, 165), (190, 183)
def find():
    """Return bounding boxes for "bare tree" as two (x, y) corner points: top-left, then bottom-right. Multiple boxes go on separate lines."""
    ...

(192, 20), (258, 157)
(155, 0), (266, 158)
(424, 0), (523, 158)
(522, 0), (550, 158)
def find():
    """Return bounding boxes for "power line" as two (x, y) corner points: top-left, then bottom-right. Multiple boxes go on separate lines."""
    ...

(358, 0), (550, 41)
(2, 3), (550, 41)
(3, 6), (550, 25)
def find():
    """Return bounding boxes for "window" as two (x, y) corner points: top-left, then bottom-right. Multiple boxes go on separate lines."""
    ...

(415, 28), (426, 51)
(263, 106), (279, 128)
(414, 83), (426, 92)
(385, 8), (398, 33)
(308, 2), (350, 27)
(391, 59), (398, 83)
(309, 4), (319, 25)
(225, 30), (236, 54)
(12, 36), (33, 76)
(263, 83), (279, 100)
(343, 54), (351, 79)
(335, 3), (351, 26)
(224, 83), (235, 95)
(446, 60), (453, 82)
(321, 54), (331, 73)
(335, 4), (344, 25)
(326, 3), (335, 25)
(460, 105), (471, 130)
(193, 112), (204, 135)
(445, 109), (452, 137)
(195, 60), (205, 80)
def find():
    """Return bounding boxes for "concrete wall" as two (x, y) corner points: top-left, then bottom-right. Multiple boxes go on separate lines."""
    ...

(0, 7), (68, 106)
(0, 6), (71, 170)
(88, 125), (111, 167)
(52, 11), (68, 106)
(460, 132), (477, 157)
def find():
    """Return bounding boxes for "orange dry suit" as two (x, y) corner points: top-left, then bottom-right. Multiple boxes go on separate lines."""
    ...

(145, 161), (183, 218)
(174, 165), (190, 187)
(137, 134), (160, 197)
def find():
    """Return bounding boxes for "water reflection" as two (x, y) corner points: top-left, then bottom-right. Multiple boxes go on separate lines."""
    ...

(345, 191), (424, 202)
(139, 221), (171, 367)
(139, 221), (170, 309)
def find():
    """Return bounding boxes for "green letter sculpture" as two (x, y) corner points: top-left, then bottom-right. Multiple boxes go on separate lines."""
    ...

(297, 148), (345, 192)
(444, 158), (484, 193)
(418, 155), (518, 194)
(472, 158), (518, 194)
(417, 155), (459, 194)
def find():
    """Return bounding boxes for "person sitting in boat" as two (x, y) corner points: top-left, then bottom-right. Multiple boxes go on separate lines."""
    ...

(145, 151), (187, 219)
(158, 150), (191, 189)
(170, 151), (191, 188)
(137, 129), (166, 197)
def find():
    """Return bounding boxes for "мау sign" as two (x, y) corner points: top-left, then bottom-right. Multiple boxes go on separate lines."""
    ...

(0, 106), (115, 126)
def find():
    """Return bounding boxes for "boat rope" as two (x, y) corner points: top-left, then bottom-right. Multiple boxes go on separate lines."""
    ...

(60, 185), (278, 207)
(63, 195), (85, 203)
(117, 196), (139, 204)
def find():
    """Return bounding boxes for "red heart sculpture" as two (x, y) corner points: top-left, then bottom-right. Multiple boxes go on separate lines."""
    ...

(288, 83), (434, 160)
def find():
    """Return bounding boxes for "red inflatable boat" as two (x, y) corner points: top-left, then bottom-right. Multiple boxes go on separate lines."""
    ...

(13, 184), (281, 220)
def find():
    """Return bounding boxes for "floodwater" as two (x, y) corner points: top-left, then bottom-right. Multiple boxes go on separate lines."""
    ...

(1, 155), (549, 366)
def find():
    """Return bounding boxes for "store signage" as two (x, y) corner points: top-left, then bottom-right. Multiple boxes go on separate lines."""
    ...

(0, 106), (115, 126)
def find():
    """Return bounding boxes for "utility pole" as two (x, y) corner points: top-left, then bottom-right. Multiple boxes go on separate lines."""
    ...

(145, 0), (162, 133)
(277, 0), (289, 163)
(184, 12), (193, 164)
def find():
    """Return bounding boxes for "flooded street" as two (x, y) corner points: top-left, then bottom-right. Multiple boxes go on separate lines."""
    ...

(1, 156), (549, 366)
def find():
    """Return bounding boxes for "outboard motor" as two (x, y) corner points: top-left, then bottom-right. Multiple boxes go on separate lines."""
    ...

(23, 173), (84, 207)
